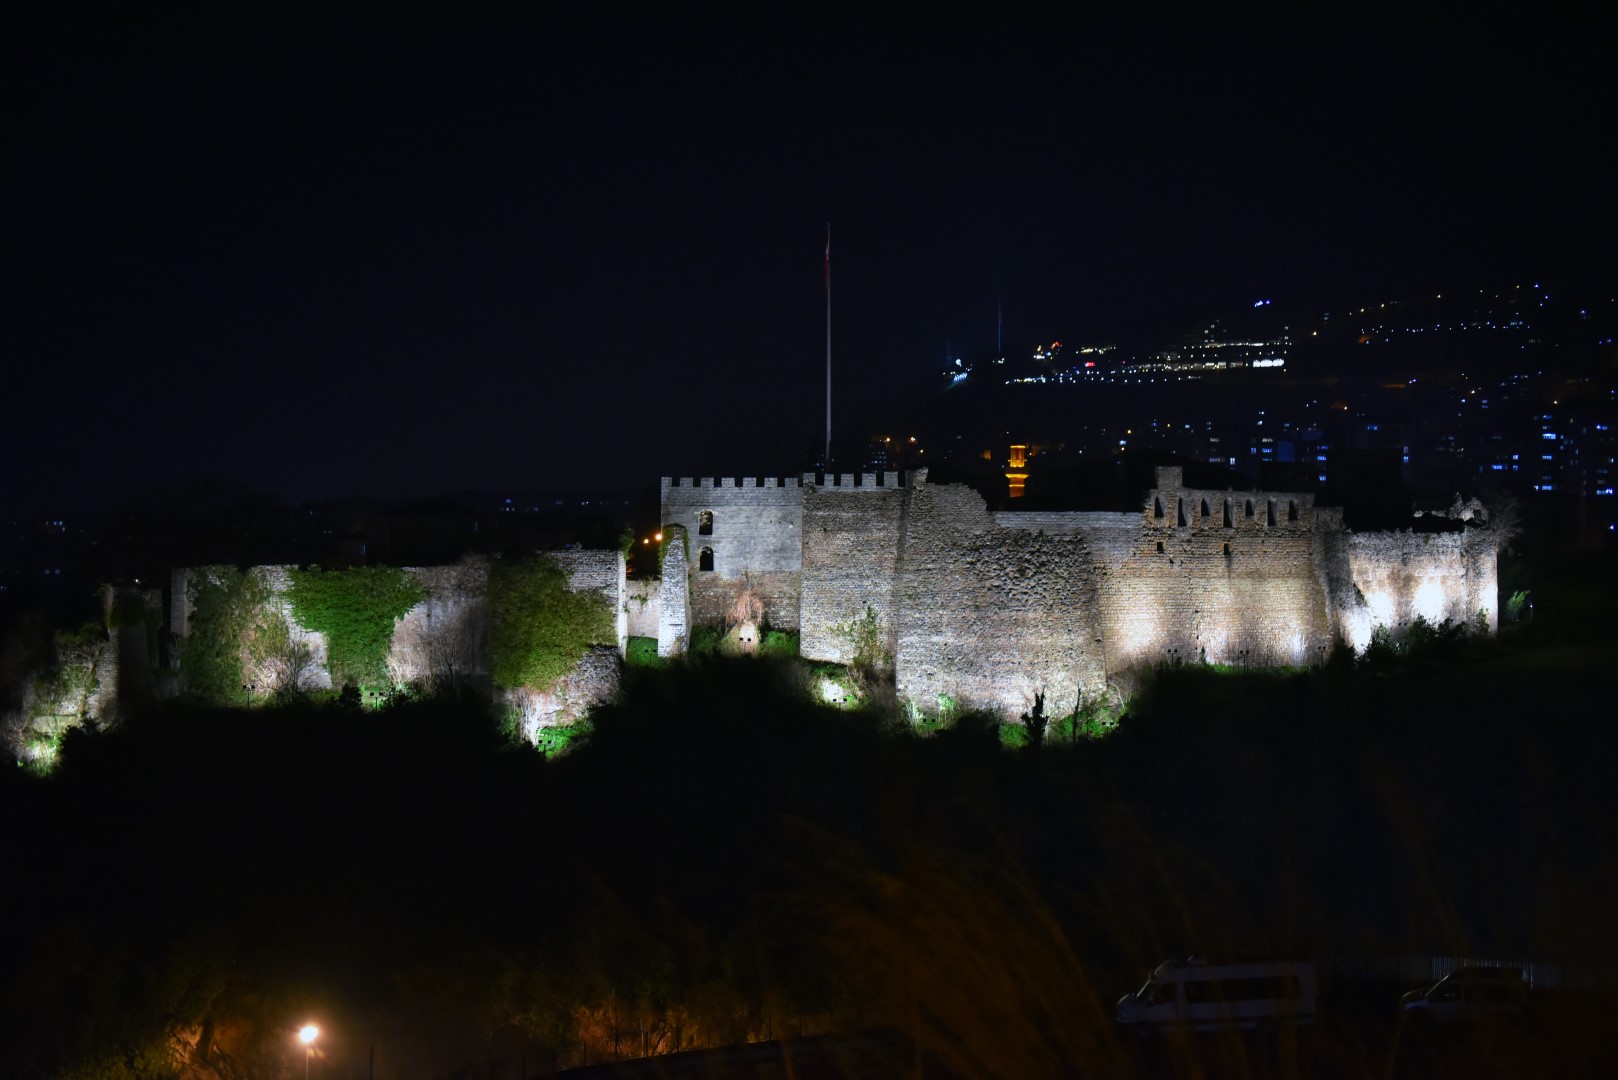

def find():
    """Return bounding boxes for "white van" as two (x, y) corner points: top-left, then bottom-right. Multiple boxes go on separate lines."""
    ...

(1116, 958), (1319, 1034)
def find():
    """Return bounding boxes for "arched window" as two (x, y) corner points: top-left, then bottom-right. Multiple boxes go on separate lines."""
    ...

(1223, 499), (1233, 528)
(698, 510), (713, 536)
(1288, 500), (1299, 522)
(1244, 499), (1255, 520)
(1200, 498), (1210, 522)
(1153, 497), (1165, 520)
(1266, 500), (1277, 527)
(1177, 498), (1187, 527)
(698, 547), (714, 572)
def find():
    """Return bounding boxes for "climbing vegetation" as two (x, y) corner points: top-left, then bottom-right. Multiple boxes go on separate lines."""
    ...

(286, 566), (425, 690)
(488, 555), (615, 690)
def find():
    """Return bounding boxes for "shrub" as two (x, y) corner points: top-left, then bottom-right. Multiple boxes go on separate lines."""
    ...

(831, 605), (890, 678)
(533, 720), (592, 758)
(759, 630), (799, 658)
(998, 723), (1030, 749)
(688, 625), (726, 658)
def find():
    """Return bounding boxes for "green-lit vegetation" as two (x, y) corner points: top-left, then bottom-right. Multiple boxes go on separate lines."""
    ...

(488, 555), (615, 690)
(625, 635), (664, 668)
(758, 628), (799, 657)
(1045, 696), (1126, 744)
(687, 624), (726, 658)
(5, 622), (108, 774)
(532, 719), (592, 758)
(179, 566), (272, 701)
(286, 566), (425, 691)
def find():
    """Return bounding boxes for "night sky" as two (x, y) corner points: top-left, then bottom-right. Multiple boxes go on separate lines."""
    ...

(7, 12), (1613, 510)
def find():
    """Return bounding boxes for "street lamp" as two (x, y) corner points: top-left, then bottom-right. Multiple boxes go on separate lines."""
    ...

(298, 1024), (318, 1079)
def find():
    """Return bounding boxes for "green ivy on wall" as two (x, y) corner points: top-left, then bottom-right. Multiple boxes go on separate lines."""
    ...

(286, 566), (425, 690)
(488, 555), (615, 690)
(180, 567), (272, 702)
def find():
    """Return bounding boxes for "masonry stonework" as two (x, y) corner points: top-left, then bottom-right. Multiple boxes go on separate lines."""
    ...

(657, 525), (691, 658)
(800, 477), (908, 663)
(661, 466), (1500, 718)
(661, 477), (803, 633)
(625, 579), (662, 640)
(171, 551), (627, 724)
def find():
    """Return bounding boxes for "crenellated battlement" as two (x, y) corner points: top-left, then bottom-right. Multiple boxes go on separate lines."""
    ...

(1141, 466), (1323, 531)
(655, 463), (1497, 717)
(664, 475), (803, 490)
(661, 470), (908, 491)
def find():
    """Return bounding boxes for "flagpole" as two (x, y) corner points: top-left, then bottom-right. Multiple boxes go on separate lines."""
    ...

(824, 222), (832, 468)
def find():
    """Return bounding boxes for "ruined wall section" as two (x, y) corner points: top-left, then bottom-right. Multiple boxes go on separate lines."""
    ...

(1345, 528), (1498, 642)
(174, 552), (625, 707)
(1313, 508), (1367, 650)
(657, 525), (691, 658)
(624, 579), (661, 639)
(893, 475), (1108, 718)
(661, 476), (805, 630)
(551, 549), (627, 653)
(388, 559), (491, 688)
(240, 565), (334, 693)
(1086, 468), (1335, 672)
(799, 474), (908, 663)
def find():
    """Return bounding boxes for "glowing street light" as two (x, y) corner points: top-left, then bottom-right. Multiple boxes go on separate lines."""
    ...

(298, 1024), (318, 1079)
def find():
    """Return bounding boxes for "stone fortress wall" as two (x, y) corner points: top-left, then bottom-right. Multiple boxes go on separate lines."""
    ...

(150, 469), (1496, 728)
(168, 551), (626, 725)
(662, 466), (1502, 718)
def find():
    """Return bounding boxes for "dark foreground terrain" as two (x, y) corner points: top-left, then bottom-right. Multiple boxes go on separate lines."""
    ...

(3, 535), (1615, 1079)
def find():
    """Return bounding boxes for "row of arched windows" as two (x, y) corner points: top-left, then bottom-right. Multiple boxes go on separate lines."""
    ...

(1153, 495), (1299, 527)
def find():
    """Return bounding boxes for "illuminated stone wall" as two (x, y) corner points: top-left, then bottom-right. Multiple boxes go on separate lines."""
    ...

(1087, 467), (1335, 673)
(651, 466), (1501, 719)
(172, 551), (627, 714)
(551, 550), (627, 654)
(891, 476), (1109, 718)
(661, 476), (804, 631)
(656, 525), (691, 658)
(625, 579), (661, 639)
(1342, 529), (1499, 650)
(799, 474), (908, 663)
(388, 559), (491, 688)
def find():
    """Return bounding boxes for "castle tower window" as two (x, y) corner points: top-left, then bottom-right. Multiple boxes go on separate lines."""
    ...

(1177, 498), (1187, 527)
(698, 547), (715, 572)
(1288, 500), (1299, 522)
(698, 510), (713, 536)
(1153, 497), (1165, 520)
(1245, 499), (1255, 520)
(1156, 541), (1164, 553)
(1266, 500), (1277, 527)
(1223, 542), (1231, 557)
(1200, 498), (1211, 522)
(1223, 499), (1233, 528)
